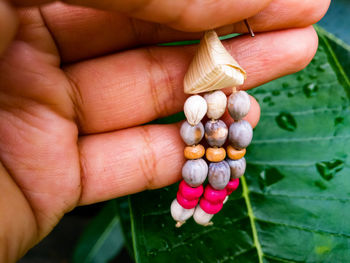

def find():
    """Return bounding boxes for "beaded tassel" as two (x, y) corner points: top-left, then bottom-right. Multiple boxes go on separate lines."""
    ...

(193, 91), (230, 226)
(171, 95), (208, 227)
(193, 89), (252, 226)
(170, 29), (254, 227)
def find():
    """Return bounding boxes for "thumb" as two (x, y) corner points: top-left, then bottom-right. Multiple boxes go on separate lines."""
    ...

(0, 0), (18, 56)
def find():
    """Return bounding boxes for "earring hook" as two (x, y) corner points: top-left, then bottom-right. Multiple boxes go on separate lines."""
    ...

(244, 19), (255, 37)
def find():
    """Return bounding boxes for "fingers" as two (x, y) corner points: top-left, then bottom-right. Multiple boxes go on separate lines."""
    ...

(39, 0), (330, 62)
(65, 26), (318, 134)
(64, 0), (272, 32)
(0, 162), (37, 262)
(78, 102), (260, 205)
(0, 0), (18, 56)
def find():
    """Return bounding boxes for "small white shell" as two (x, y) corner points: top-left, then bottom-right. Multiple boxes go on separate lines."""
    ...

(184, 30), (246, 94)
(193, 205), (214, 226)
(204, 90), (227, 119)
(184, 95), (207, 126)
(170, 199), (195, 227)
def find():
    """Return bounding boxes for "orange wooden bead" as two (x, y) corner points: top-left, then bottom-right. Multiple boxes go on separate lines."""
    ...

(184, 144), (205, 159)
(206, 147), (226, 162)
(227, 145), (246, 160)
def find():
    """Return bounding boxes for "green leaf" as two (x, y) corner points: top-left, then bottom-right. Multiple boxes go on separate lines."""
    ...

(127, 27), (350, 262)
(116, 197), (135, 259)
(318, 0), (350, 45)
(72, 200), (124, 263)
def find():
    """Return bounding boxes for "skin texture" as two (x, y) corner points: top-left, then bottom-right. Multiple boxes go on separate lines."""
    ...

(0, 0), (330, 261)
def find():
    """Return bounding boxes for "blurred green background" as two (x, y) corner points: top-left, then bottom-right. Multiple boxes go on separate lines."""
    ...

(19, 0), (350, 262)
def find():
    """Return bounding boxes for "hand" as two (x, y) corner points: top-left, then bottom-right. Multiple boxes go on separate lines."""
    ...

(0, 0), (330, 261)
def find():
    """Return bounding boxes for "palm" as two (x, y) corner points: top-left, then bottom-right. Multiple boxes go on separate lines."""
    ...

(0, 0), (329, 261)
(0, 7), (81, 244)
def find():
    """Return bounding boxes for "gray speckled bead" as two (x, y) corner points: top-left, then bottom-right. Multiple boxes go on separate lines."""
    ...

(180, 121), (204, 145)
(205, 120), (228, 147)
(182, 158), (208, 187)
(208, 161), (230, 190)
(228, 91), (251, 120)
(226, 157), (246, 179)
(228, 120), (253, 150)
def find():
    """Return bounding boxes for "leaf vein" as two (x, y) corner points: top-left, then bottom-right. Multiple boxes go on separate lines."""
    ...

(255, 218), (350, 238)
(241, 176), (264, 263)
(249, 190), (350, 202)
(252, 134), (350, 144)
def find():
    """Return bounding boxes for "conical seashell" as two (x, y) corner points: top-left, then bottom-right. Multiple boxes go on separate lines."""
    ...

(184, 30), (247, 94)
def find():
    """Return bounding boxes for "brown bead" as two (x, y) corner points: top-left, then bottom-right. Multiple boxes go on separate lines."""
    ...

(205, 120), (228, 147)
(206, 147), (226, 162)
(227, 145), (246, 160)
(184, 144), (205, 159)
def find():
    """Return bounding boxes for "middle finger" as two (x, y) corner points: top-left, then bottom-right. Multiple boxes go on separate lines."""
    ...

(64, 26), (318, 134)
(41, 0), (330, 63)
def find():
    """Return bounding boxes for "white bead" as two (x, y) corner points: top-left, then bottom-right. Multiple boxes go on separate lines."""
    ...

(227, 91), (251, 120)
(193, 205), (214, 226)
(184, 95), (207, 126)
(170, 199), (195, 227)
(203, 90), (227, 119)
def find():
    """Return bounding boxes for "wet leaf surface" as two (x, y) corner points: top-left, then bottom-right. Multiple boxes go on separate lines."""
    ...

(126, 27), (350, 262)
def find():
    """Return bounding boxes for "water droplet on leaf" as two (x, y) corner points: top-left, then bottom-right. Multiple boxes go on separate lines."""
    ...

(314, 180), (327, 190)
(259, 167), (285, 190)
(275, 112), (297, 131)
(317, 64), (328, 72)
(148, 249), (158, 256)
(303, 83), (318, 98)
(272, 90), (280, 96)
(316, 159), (345, 181)
(263, 96), (272, 103)
(282, 83), (289, 88)
(309, 72), (318, 79)
(334, 117), (344, 126)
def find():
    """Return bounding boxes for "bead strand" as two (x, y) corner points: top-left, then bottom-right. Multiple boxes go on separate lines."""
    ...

(171, 95), (208, 227)
(193, 91), (231, 226)
(224, 90), (252, 201)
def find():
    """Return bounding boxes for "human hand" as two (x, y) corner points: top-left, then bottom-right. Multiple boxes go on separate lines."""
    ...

(0, 0), (330, 261)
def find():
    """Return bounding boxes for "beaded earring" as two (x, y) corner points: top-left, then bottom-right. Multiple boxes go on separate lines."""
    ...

(171, 22), (255, 227)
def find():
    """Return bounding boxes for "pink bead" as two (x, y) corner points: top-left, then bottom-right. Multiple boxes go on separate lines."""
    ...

(226, 178), (240, 195)
(200, 198), (223, 214)
(177, 192), (198, 209)
(179, 180), (204, 200)
(203, 184), (227, 203)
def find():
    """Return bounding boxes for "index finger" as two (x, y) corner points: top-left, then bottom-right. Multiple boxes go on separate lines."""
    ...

(13, 0), (273, 31)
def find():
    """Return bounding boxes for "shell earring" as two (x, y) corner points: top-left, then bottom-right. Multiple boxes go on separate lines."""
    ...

(171, 22), (255, 227)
